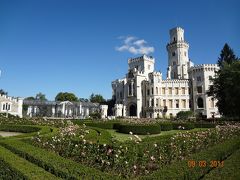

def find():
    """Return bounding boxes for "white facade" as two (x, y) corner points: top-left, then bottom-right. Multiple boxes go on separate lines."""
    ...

(0, 94), (23, 118)
(112, 27), (220, 118)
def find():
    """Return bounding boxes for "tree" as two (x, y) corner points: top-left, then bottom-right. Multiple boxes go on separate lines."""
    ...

(25, 96), (35, 100)
(55, 92), (78, 102)
(208, 44), (240, 118)
(35, 92), (47, 101)
(217, 43), (238, 68)
(0, 89), (8, 95)
(89, 93), (105, 103)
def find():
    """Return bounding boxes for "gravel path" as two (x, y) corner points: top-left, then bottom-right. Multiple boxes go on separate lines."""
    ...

(0, 131), (23, 137)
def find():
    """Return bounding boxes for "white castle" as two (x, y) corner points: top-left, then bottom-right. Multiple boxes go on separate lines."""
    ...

(112, 27), (220, 119)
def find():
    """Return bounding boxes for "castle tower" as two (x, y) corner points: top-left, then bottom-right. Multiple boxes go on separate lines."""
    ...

(166, 27), (190, 79)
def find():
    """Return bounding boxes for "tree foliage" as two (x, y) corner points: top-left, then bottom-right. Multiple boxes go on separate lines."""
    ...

(209, 44), (240, 118)
(0, 89), (8, 95)
(89, 93), (105, 103)
(35, 93), (47, 101)
(217, 43), (237, 68)
(55, 92), (78, 102)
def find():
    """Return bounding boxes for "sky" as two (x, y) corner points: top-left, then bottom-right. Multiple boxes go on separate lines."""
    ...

(0, 0), (239, 100)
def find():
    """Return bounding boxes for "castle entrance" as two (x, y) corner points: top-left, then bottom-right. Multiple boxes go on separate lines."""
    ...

(129, 104), (137, 116)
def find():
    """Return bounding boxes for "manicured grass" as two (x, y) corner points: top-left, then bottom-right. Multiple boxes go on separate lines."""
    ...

(107, 128), (208, 142)
(203, 149), (240, 179)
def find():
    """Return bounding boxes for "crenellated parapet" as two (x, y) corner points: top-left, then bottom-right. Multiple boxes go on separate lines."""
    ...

(128, 54), (155, 64)
(189, 64), (219, 72)
(0, 94), (23, 103)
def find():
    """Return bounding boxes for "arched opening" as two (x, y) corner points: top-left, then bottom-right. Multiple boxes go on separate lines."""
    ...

(129, 104), (137, 116)
(197, 97), (204, 108)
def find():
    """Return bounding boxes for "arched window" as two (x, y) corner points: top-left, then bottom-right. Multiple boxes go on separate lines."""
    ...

(197, 97), (204, 108)
(156, 87), (158, 94)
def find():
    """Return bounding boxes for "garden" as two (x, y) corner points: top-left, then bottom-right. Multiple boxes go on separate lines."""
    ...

(0, 114), (240, 179)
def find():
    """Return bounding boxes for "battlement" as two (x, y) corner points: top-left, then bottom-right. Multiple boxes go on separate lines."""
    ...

(162, 79), (190, 84)
(170, 27), (184, 33)
(128, 54), (154, 64)
(189, 64), (219, 72)
(0, 94), (22, 103)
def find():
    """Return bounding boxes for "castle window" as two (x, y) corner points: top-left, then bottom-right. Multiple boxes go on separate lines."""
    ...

(168, 88), (172, 95)
(151, 99), (154, 107)
(162, 88), (166, 95)
(209, 76), (212, 80)
(182, 99), (186, 108)
(197, 76), (201, 81)
(175, 88), (179, 95)
(173, 61), (176, 66)
(176, 100), (179, 108)
(128, 84), (132, 96)
(197, 86), (203, 93)
(173, 37), (176, 42)
(172, 52), (175, 56)
(169, 100), (173, 108)
(151, 87), (154, 95)
(184, 51), (187, 56)
(2, 104), (5, 110)
(147, 89), (150, 96)
(197, 97), (204, 108)
(210, 98), (214, 108)
(163, 100), (166, 106)
(156, 87), (158, 95)
(182, 87), (185, 95)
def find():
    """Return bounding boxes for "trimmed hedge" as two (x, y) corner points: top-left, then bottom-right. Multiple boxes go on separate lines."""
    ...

(116, 124), (161, 135)
(140, 138), (240, 179)
(159, 122), (173, 131)
(203, 149), (240, 179)
(172, 122), (195, 130)
(0, 125), (40, 133)
(0, 140), (118, 179)
(0, 145), (59, 179)
(195, 123), (216, 128)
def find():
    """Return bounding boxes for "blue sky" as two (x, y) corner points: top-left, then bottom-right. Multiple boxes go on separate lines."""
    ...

(0, 0), (239, 100)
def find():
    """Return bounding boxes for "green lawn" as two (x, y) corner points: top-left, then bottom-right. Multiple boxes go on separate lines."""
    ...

(107, 128), (208, 142)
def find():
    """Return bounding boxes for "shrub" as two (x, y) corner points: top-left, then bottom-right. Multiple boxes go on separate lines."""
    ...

(0, 140), (116, 179)
(0, 145), (59, 179)
(141, 138), (240, 179)
(176, 111), (194, 120)
(116, 123), (161, 135)
(0, 124), (40, 133)
(159, 122), (173, 131)
(195, 122), (216, 128)
(172, 122), (195, 130)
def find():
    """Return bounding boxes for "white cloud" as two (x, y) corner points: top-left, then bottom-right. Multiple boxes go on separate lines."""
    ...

(115, 36), (154, 55)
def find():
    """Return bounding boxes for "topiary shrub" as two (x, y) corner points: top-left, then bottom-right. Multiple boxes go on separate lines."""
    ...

(116, 123), (161, 135)
(172, 122), (195, 130)
(195, 123), (216, 128)
(159, 122), (173, 131)
(176, 111), (194, 120)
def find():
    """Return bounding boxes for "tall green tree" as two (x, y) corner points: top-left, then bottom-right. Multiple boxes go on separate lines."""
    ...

(208, 44), (239, 118)
(35, 92), (47, 101)
(0, 89), (8, 95)
(55, 92), (78, 102)
(217, 43), (237, 68)
(89, 93), (105, 103)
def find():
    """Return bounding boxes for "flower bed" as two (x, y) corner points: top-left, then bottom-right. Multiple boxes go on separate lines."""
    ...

(31, 122), (240, 177)
(0, 140), (117, 179)
(140, 137), (240, 179)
